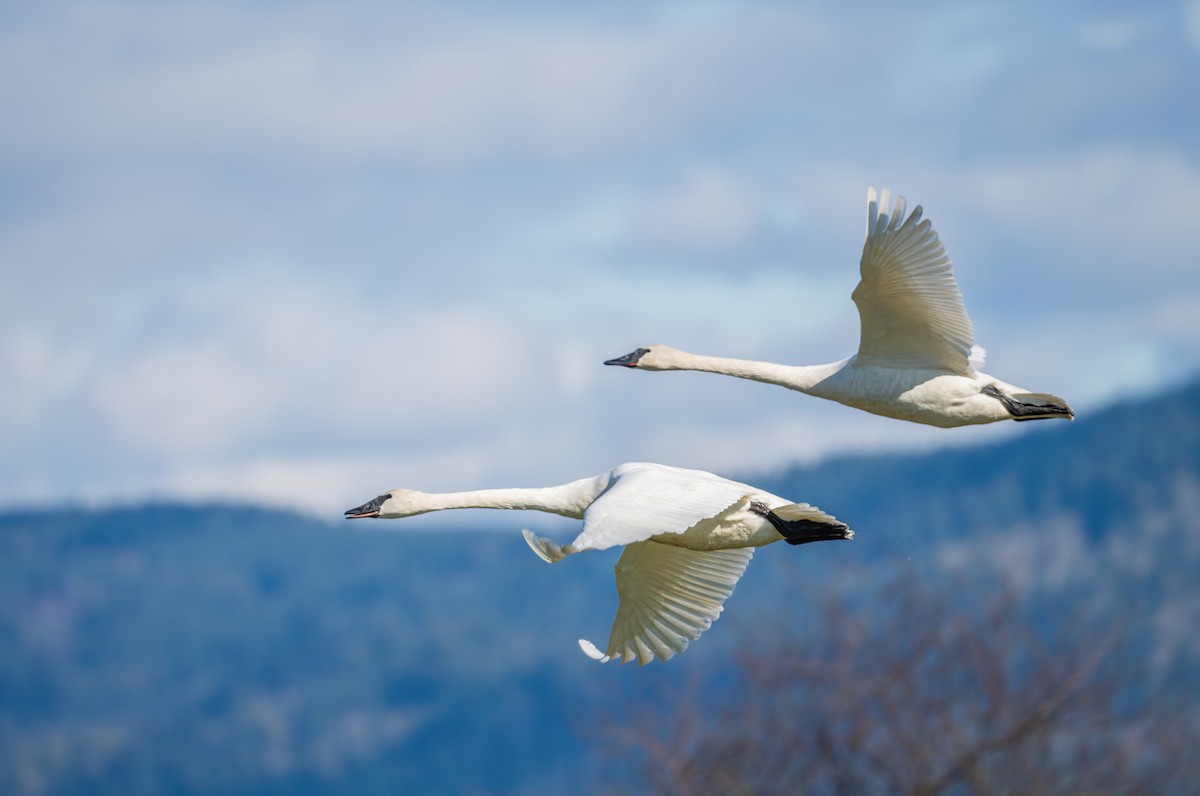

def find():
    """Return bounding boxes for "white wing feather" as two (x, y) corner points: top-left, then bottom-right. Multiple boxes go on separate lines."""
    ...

(580, 541), (753, 665)
(853, 187), (976, 375)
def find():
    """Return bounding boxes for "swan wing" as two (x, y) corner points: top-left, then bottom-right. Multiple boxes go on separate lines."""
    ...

(571, 463), (754, 551)
(581, 541), (753, 664)
(852, 187), (976, 375)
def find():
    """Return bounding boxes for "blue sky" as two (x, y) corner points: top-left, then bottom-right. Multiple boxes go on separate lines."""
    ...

(2, 1), (1199, 518)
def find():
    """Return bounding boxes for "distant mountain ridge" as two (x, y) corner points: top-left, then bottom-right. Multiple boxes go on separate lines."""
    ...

(2, 374), (1197, 795)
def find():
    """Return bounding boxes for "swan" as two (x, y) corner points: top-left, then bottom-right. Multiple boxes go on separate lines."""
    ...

(605, 188), (1073, 427)
(344, 461), (852, 665)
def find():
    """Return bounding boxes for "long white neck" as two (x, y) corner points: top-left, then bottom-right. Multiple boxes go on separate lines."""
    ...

(417, 475), (609, 519)
(657, 349), (844, 393)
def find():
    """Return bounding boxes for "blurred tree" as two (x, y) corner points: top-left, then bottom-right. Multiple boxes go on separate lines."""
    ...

(615, 575), (1199, 796)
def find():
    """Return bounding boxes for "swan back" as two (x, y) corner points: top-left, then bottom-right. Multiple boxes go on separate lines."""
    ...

(571, 463), (758, 552)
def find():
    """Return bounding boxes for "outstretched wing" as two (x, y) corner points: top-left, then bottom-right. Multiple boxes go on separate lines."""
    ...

(852, 187), (976, 375)
(569, 462), (755, 552)
(580, 541), (753, 665)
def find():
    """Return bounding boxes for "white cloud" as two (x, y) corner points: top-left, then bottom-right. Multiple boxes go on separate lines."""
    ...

(962, 149), (1200, 281)
(1185, 0), (1200, 50)
(1152, 295), (1200, 338)
(639, 169), (760, 247)
(0, 3), (829, 166)
(94, 340), (280, 455)
(1076, 16), (1147, 50)
(4, 269), (541, 460)
(2, 328), (93, 427)
(0, 2), (1196, 515)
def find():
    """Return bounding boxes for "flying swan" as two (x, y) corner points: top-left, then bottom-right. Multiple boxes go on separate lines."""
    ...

(344, 461), (852, 665)
(605, 188), (1073, 427)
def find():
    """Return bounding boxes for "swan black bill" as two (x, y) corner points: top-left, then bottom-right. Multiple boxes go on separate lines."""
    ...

(604, 348), (650, 367)
(345, 493), (389, 519)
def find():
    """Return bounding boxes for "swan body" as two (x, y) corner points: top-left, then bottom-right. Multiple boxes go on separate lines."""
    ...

(606, 188), (1073, 427)
(345, 462), (852, 665)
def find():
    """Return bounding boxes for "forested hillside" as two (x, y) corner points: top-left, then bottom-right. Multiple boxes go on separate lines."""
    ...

(2, 377), (1198, 794)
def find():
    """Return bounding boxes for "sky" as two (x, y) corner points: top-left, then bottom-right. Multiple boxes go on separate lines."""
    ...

(2, 1), (1199, 520)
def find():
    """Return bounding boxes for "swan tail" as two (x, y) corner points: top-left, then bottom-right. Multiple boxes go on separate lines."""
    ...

(521, 529), (572, 564)
(982, 385), (1074, 421)
(578, 638), (612, 663)
(767, 503), (855, 545)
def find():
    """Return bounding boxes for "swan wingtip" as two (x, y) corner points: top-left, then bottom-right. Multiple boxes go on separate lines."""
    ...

(578, 639), (611, 662)
(521, 529), (566, 564)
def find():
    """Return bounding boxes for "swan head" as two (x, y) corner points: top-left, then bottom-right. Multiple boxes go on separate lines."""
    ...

(603, 344), (679, 371)
(344, 489), (431, 519)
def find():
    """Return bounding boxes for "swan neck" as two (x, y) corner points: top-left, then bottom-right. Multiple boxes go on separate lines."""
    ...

(421, 476), (605, 519)
(669, 351), (838, 392)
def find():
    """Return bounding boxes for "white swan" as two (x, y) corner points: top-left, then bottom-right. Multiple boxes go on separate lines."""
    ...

(605, 188), (1073, 427)
(344, 461), (852, 665)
